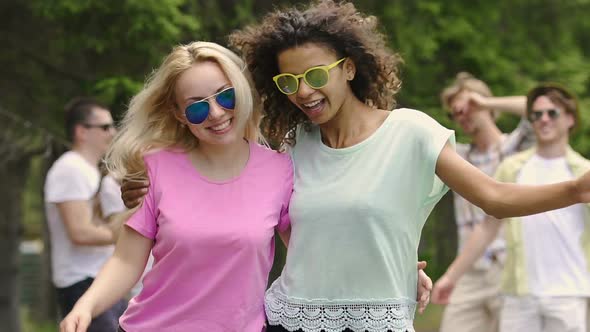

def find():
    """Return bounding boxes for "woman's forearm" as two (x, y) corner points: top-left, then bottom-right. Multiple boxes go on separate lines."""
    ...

(73, 226), (152, 317)
(436, 144), (583, 220)
(76, 255), (145, 317)
(484, 180), (578, 219)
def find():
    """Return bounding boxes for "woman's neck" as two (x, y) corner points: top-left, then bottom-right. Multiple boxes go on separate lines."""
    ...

(319, 96), (388, 149)
(189, 138), (250, 181)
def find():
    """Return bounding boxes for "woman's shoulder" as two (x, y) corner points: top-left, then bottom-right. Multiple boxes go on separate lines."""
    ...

(252, 142), (292, 167)
(390, 108), (448, 133)
(142, 147), (187, 168)
(391, 108), (437, 124)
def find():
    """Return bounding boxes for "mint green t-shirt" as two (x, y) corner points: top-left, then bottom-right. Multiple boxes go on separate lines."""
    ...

(266, 108), (455, 332)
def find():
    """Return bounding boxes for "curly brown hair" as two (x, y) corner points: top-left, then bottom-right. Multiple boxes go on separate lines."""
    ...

(229, 0), (403, 147)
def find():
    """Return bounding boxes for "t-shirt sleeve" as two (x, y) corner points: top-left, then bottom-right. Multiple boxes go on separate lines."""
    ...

(277, 153), (294, 232)
(45, 162), (95, 203)
(413, 110), (456, 206)
(125, 157), (158, 239)
(99, 175), (126, 217)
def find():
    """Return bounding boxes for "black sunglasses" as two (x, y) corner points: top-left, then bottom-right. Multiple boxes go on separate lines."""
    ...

(529, 109), (561, 122)
(83, 123), (115, 131)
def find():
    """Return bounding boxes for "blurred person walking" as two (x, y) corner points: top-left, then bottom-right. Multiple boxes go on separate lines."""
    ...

(433, 83), (590, 332)
(44, 97), (125, 331)
(437, 72), (533, 332)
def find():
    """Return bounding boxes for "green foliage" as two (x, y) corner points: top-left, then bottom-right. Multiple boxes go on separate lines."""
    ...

(21, 306), (57, 332)
(1, 0), (199, 133)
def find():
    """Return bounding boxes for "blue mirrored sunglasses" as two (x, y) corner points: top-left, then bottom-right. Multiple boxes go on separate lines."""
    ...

(185, 87), (236, 124)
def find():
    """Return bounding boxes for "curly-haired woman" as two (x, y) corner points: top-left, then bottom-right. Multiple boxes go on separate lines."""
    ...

(229, 1), (590, 331)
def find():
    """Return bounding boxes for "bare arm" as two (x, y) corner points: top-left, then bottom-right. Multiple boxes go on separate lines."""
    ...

(431, 217), (502, 304)
(435, 143), (582, 219)
(466, 92), (527, 117)
(57, 201), (115, 246)
(446, 218), (502, 281)
(60, 226), (152, 332)
(104, 209), (134, 242)
(479, 95), (526, 117)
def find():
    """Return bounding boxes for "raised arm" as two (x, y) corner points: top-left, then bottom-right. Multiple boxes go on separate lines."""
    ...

(435, 143), (586, 219)
(465, 91), (527, 117)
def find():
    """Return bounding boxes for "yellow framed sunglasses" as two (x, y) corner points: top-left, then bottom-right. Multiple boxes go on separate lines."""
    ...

(272, 58), (346, 95)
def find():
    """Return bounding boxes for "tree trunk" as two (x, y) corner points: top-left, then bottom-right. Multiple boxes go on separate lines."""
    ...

(35, 142), (66, 323)
(0, 158), (31, 332)
(0, 109), (57, 330)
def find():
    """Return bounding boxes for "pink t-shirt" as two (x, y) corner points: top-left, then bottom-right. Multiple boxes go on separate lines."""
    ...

(119, 142), (293, 331)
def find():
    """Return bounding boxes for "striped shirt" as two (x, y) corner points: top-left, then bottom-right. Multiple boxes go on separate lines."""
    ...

(453, 119), (534, 269)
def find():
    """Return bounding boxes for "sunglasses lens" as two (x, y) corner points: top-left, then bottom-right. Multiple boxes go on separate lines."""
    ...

(530, 109), (561, 122)
(305, 68), (329, 89)
(276, 75), (298, 94)
(216, 88), (236, 109)
(185, 101), (209, 124)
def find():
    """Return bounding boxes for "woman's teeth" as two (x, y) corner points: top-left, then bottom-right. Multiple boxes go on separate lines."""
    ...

(303, 100), (322, 108)
(210, 119), (231, 131)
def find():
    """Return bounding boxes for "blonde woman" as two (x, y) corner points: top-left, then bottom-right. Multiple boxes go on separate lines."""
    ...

(59, 41), (293, 332)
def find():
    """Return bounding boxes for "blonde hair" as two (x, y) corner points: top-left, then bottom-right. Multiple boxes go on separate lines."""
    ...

(440, 72), (493, 108)
(106, 41), (262, 180)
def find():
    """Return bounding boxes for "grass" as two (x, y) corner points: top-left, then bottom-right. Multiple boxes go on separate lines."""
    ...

(21, 307), (58, 332)
(414, 304), (444, 332)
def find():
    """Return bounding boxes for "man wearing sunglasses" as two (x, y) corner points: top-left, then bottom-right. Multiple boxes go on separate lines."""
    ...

(44, 97), (125, 331)
(436, 72), (534, 332)
(434, 83), (590, 332)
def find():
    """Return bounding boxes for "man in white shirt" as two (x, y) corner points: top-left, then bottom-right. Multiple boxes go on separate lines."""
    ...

(44, 97), (125, 331)
(433, 83), (590, 332)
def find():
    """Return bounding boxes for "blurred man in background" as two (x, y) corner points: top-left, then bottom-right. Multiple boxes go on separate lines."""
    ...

(436, 72), (532, 332)
(44, 97), (125, 331)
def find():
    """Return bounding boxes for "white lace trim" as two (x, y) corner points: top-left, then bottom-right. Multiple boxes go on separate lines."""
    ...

(265, 289), (416, 332)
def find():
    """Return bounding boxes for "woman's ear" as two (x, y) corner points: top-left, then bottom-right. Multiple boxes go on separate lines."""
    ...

(173, 104), (188, 125)
(345, 58), (356, 81)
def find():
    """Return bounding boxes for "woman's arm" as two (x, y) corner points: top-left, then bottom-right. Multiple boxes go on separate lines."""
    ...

(435, 143), (585, 219)
(60, 226), (152, 332)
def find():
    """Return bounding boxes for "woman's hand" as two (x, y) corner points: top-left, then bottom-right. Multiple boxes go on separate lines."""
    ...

(416, 261), (433, 314)
(59, 306), (92, 332)
(120, 179), (149, 209)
